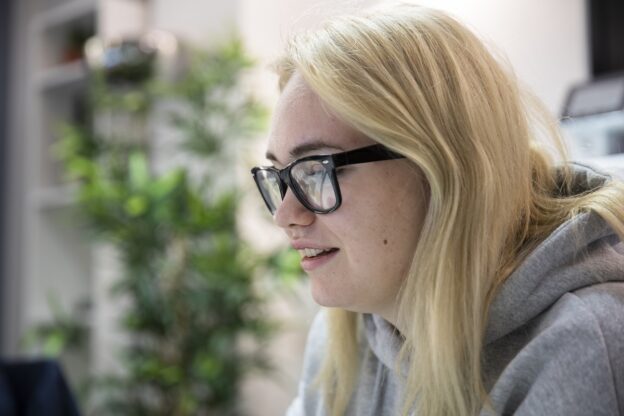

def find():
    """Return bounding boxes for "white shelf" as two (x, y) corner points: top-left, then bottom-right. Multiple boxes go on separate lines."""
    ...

(29, 184), (79, 211)
(37, 60), (87, 91)
(30, 0), (96, 32)
(11, 0), (152, 391)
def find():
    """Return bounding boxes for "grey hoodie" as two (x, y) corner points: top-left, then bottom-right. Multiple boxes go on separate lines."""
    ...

(286, 164), (624, 416)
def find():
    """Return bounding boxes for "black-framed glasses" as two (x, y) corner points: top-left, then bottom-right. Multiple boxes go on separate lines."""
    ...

(251, 144), (405, 215)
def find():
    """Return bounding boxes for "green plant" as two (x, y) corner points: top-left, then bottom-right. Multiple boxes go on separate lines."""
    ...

(22, 294), (88, 358)
(51, 38), (274, 416)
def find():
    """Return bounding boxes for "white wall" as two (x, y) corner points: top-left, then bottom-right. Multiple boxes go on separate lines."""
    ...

(151, 0), (241, 46)
(404, 0), (589, 116)
(239, 0), (588, 126)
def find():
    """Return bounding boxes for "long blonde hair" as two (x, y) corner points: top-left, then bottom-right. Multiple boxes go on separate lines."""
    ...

(273, 4), (624, 415)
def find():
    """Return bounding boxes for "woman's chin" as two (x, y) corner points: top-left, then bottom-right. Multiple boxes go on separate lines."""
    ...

(310, 281), (347, 309)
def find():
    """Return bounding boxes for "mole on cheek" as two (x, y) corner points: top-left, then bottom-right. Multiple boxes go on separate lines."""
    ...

(383, 239), (388, 245)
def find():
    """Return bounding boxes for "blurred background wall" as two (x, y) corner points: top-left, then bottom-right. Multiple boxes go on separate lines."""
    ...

(1, 0), (622, 415)
(405, 0), (588, 115)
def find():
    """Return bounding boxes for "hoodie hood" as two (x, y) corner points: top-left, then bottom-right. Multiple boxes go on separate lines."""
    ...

(363, 162), (624, 367)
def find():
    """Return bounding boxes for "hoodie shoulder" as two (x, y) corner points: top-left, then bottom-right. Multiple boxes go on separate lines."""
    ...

(486, 281), (624, 416)
(572, 282), (624, 413)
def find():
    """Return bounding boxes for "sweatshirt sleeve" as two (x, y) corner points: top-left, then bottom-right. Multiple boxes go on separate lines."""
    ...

(487, 283), (624, 416)
(285, 309), (328, 416)
(570, 283), (624, 416)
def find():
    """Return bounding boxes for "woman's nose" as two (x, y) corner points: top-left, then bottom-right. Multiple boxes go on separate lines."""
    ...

(274, 189), (315, 229)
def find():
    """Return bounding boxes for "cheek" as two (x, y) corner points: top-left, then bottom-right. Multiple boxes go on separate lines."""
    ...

(335, 188), (389, 251)
(344, 173), (424, 274)
(340, 200), (412, 273)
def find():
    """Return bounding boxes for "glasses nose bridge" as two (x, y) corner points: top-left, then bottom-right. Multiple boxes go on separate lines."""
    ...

(276, 166), (293, 199)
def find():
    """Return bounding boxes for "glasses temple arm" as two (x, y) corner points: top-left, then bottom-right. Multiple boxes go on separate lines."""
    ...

(332, 145), (404, 167)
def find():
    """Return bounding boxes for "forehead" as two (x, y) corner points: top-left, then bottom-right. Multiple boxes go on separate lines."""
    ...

(266, 73), (372, 165)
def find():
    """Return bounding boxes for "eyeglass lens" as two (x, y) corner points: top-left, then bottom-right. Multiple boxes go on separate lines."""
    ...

(255, 170), (283, 214)
(255, 160), (338, 214)
(291, 160), (337, 211)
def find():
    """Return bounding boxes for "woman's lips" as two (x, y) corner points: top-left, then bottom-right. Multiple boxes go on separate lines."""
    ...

(300, 249), (339, 272)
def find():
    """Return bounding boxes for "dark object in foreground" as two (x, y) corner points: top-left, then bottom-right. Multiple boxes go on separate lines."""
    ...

(0, 359), (80, 416)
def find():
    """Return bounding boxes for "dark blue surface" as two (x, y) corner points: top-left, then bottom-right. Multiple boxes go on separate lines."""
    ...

(0, 359), (81, 416)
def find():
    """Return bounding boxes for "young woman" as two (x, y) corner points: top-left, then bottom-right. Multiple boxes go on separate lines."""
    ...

(250, 4), (624, 415)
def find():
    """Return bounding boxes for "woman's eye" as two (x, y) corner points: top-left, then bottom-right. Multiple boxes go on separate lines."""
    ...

(304, 164), (325, 175)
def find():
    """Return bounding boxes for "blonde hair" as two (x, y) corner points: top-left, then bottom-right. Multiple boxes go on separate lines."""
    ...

(273, 3), (624, 415)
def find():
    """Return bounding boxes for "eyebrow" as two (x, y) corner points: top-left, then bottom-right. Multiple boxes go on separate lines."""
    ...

(265, 139), (345, 164)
